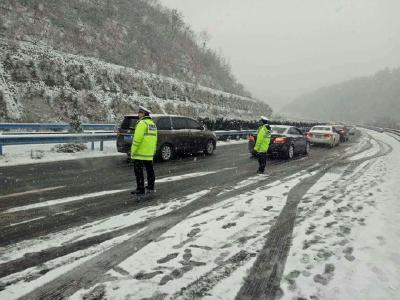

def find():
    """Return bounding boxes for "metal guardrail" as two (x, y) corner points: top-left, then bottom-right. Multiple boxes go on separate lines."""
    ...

(0, 130), (257, 155)
(1, 131), (114, 135)
(385, 128), (400, 135)
(0, 123), (115, 131)
(0, 133), (116, 155)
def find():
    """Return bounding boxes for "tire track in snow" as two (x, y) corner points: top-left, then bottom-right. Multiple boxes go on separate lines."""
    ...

(0, 190), (210, 278)
(235, 131), (392, 300)
(19, 169), (314, 299)
(279, 135), (395, 299)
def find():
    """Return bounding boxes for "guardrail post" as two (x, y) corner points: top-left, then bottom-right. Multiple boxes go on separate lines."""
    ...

(100, 141), (104, 151)
(91, 141), (95, 151)
(0, 144), (3, 156)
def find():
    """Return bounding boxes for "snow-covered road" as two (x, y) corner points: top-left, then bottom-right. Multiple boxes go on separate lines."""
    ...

(0, 129), (399, 299)
(280, 131), (400, 300)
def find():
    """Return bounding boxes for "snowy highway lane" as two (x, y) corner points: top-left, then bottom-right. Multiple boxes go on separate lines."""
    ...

(1, 130), (399, 299)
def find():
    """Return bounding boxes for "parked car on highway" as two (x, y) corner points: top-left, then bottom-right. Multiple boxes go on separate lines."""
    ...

(248, 125), (309, 159)
(117, 114), (217, 161)
(347, 126), (357, 136)
(332, 125), (349, 142)
(306, 125), (340, 147)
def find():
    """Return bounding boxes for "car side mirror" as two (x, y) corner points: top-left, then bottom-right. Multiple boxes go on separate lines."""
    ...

(198, 125), (205, 130)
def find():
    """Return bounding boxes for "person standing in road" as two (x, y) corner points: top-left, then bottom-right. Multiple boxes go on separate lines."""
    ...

(131, 106), (158, 196)
(254, 116), (271, 174)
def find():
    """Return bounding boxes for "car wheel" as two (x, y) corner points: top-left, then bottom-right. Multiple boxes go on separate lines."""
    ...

(160, 144), (173, 161)
(304, 142), (310, 155)
(286, 144), (294, 159)
(204, 140), (215, 155)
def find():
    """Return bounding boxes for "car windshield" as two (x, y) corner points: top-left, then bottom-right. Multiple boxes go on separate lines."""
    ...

(120, 116), (138, 130)
(312, 126), (331, 131)
(270, 126), (287, 134)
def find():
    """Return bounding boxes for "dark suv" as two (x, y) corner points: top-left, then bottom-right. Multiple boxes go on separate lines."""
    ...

(116, 114), (217, 161)
(333, 125), (349, 142)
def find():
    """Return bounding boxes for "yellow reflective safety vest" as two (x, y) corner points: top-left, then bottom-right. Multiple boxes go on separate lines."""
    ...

(130, 116), (158, 160)
(254, 125), (271, 153)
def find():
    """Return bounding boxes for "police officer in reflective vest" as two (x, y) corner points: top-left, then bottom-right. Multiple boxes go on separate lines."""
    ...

(131, 106), (158, 196)
(254, 116), (271, 174)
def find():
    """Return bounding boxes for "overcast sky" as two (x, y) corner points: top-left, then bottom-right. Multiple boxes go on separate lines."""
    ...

(160, 0), (400, 111)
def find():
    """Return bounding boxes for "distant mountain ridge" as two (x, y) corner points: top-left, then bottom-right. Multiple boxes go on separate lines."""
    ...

(0, 0), (251, 97)
(284, 68), (400, 127)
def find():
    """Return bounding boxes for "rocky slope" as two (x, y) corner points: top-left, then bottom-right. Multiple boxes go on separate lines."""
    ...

(0, 39), (271, 123)
(0, 0), (251, 97)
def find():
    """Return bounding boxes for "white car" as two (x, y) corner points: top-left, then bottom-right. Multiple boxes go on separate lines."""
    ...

(306, 125), (340, 147)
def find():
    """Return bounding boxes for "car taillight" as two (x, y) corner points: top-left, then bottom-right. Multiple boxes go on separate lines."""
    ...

(324, 133), (332, 139)
(248, 135), (255, 142)
(274, 137), (287, 144)
(307, 132), (313, 137)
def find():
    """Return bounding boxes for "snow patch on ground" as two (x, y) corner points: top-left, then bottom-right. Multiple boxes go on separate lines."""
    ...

(218, 170), (309, 196)
(5, 216), (46, 227)
(280, 132), (400, 300)
(0, 141), (123, 167)
(0, 139), (247, 167)
(344, 130), (369, 155)
(0, 232), (139, 299)
(0, 190), (210, 263)
(69, 171), (315, 299)
(203, 256), (258, 300)
(157, 168), (236, 183)
(349, 135), (380, 161)
(5, 189), (129, 213)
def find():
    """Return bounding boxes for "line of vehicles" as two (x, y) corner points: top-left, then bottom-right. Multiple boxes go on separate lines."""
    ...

(116, 113), (355, 161)
(248, 124), (355, 159)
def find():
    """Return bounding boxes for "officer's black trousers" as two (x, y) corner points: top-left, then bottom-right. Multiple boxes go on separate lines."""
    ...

(257, 152), (267, 173)
(133, 159), (155, 193)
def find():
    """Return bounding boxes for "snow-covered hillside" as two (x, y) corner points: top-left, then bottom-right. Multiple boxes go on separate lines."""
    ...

(0, 38), (271, 123)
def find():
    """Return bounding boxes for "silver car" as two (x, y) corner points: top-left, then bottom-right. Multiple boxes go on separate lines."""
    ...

(306, 125), (340, 147)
